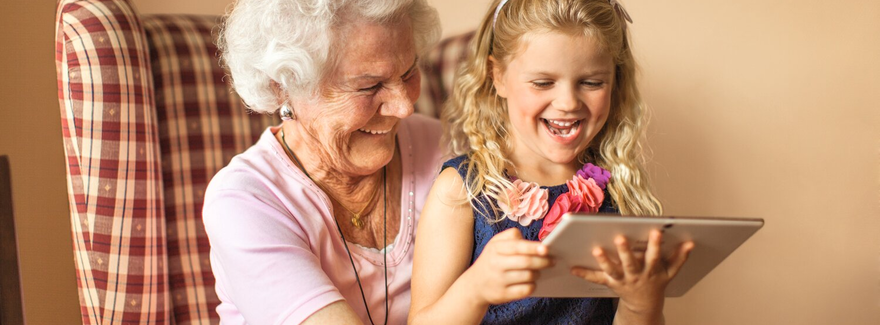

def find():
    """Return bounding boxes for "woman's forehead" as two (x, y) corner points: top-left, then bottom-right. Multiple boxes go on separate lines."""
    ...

(333, 19), (416, 80)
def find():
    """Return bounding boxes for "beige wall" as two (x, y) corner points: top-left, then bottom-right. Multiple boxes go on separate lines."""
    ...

(0, 1), (82, 324)
(3, 0), (876, 324)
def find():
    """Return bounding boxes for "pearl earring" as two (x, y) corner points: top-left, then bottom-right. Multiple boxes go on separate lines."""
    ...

(279, 104), (296, 121)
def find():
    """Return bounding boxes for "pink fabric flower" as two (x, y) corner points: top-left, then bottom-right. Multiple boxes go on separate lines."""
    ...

(538, 192), (583, 240)
(498, 179), (549, 226)
(539, 175), (607, 240)
(566, 175), (604, 213)
(577, 163), (611, 189)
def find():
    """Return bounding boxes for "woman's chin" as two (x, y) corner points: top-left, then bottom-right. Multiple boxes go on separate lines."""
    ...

(345, 149), (395, 175)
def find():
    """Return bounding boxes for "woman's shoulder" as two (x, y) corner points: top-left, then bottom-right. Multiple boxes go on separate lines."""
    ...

(204, 127), (320, 224)
(400, 114), (445, 187)
(206, 128), (289, 193)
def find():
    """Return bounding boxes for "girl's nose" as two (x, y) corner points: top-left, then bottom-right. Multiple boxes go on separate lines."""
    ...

(552, 85), (579, 111)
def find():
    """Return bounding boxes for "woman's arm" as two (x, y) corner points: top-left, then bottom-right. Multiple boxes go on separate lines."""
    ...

(408, 168), (552, 324)
(203, 187), (362, 325)
(301, 301), (363, 325)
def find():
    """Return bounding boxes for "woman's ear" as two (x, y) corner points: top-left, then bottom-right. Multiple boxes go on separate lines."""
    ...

(270, 80), (288, 108)
(489, 55), (508, 98)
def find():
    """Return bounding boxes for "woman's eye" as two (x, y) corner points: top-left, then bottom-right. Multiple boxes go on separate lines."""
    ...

(403, 71), (417, 81)
(360, 83), (382, 92)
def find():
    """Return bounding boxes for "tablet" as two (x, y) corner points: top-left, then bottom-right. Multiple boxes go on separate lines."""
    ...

(531, 214), (763, 298)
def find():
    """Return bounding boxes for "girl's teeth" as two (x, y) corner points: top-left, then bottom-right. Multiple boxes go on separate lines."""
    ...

(543, 118), (580, 138)
(547, 119), (574, 127)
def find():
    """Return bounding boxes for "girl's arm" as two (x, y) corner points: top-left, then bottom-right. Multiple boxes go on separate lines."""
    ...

(573, 230), (694, 325)
(408, 168), (552, 324)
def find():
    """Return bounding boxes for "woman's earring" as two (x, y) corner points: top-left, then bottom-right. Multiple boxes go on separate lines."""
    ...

(279, 104), (296, 121)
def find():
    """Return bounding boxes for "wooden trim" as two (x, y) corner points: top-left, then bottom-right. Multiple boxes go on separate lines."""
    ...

(0, 156), (24, 325)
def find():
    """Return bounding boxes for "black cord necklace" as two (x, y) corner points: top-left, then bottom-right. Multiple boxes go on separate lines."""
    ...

(281, 129), (388, 325)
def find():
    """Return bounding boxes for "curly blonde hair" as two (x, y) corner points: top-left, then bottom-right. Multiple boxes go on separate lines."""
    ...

(442, 0), (662, 219)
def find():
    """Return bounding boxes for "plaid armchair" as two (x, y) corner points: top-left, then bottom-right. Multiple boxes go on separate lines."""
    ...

(54, 0), (473, 323)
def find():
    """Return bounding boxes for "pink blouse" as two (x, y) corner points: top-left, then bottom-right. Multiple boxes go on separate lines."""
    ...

(203, 114), (443, 324)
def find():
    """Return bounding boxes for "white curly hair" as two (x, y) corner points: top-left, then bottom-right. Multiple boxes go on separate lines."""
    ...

(219, 0), (441, 113)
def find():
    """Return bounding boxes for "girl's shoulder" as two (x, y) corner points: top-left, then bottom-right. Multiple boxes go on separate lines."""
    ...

(441, 154), (469, 172)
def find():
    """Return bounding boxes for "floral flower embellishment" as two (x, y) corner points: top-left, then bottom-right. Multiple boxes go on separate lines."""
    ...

(538, 163), (611, 240)
(498, 179), (549, 226)
(498, 163), (611, 233)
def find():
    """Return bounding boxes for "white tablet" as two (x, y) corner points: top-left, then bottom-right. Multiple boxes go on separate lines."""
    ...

(532, 213), (763, 298)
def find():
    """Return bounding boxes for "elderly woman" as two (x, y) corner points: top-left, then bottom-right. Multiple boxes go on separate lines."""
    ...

(202, 0), (442, 324)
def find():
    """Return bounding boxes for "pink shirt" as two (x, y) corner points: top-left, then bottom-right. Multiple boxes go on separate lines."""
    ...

(203, 114), (443, 325)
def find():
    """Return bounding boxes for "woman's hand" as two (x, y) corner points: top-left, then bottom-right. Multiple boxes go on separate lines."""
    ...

(570, 229), (694, 323)
(463, 228), (553, 306)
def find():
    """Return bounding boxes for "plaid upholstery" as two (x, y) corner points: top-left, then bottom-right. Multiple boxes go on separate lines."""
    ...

(55, 0), (170, 323)
(144, 15), (275, 324)
(55, 0), (471, 323)
(415, 31), (475, 118)
(55, 0), (275, 323)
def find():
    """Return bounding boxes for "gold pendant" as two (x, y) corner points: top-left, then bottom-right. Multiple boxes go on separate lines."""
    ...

(351, 214), (363, 228)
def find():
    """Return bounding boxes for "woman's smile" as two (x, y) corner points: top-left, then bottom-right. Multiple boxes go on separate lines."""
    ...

(356, 125), (394, 135)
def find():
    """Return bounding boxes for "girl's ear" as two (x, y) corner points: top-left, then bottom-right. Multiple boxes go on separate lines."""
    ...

(489, 55), (508, 98)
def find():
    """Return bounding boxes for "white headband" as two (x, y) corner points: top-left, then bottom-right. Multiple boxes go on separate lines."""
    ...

(492, 0), (633, 31)
(492, 0), (510, 29)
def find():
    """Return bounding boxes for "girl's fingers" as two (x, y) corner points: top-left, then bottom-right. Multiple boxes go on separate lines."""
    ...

(495, 227), (523, 240)
(666, 241), (695, 278)
(504, 283), (536, 299)
(570, 267), (608, 285)
(593, 247), (623, 280)
(614, 235), (641, 275)
(496, 240), (547, 256)
(643, 229), (663, 270)
(504, 269), (540, 284)
(500, 255), (553, 270)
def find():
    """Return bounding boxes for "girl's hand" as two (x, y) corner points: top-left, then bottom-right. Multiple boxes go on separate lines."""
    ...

(463, 228), (553, 306)
(570, 229), (694, 317)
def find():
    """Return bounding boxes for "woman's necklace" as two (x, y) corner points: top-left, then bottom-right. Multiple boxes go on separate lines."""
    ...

(278, 133), (379, 228)
(342, 184), (379, 229)
(280, 129), (389, 325)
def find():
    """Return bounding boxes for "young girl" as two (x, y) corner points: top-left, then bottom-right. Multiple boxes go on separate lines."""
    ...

(409, 0), (693, 324)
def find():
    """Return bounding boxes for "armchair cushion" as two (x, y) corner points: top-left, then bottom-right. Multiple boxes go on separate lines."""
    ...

(56, 1), (171, 323)
(55, 1), (274, 323)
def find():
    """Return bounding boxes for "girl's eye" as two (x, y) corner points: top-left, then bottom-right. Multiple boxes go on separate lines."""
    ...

(360, 83), (382, 92)
(532, 81), (554, 89)
(581, 80), (605, 88)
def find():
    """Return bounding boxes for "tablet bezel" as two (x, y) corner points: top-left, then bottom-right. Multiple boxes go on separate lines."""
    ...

(532, 213), (764, 298)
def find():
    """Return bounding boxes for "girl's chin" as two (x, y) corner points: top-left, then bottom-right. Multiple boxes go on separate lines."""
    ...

(541, 152), (583, 165)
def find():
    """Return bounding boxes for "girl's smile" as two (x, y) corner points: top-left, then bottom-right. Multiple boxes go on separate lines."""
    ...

(540, 118), (583, 143)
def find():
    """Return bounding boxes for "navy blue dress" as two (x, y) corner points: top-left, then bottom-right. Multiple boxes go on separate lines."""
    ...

(443, 155), (618, 325)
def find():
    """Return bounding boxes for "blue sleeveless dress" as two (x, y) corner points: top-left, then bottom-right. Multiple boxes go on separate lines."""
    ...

(443, 155), (618, 325)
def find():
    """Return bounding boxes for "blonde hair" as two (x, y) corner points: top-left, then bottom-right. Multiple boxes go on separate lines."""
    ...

(442, 0), (662, 219)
